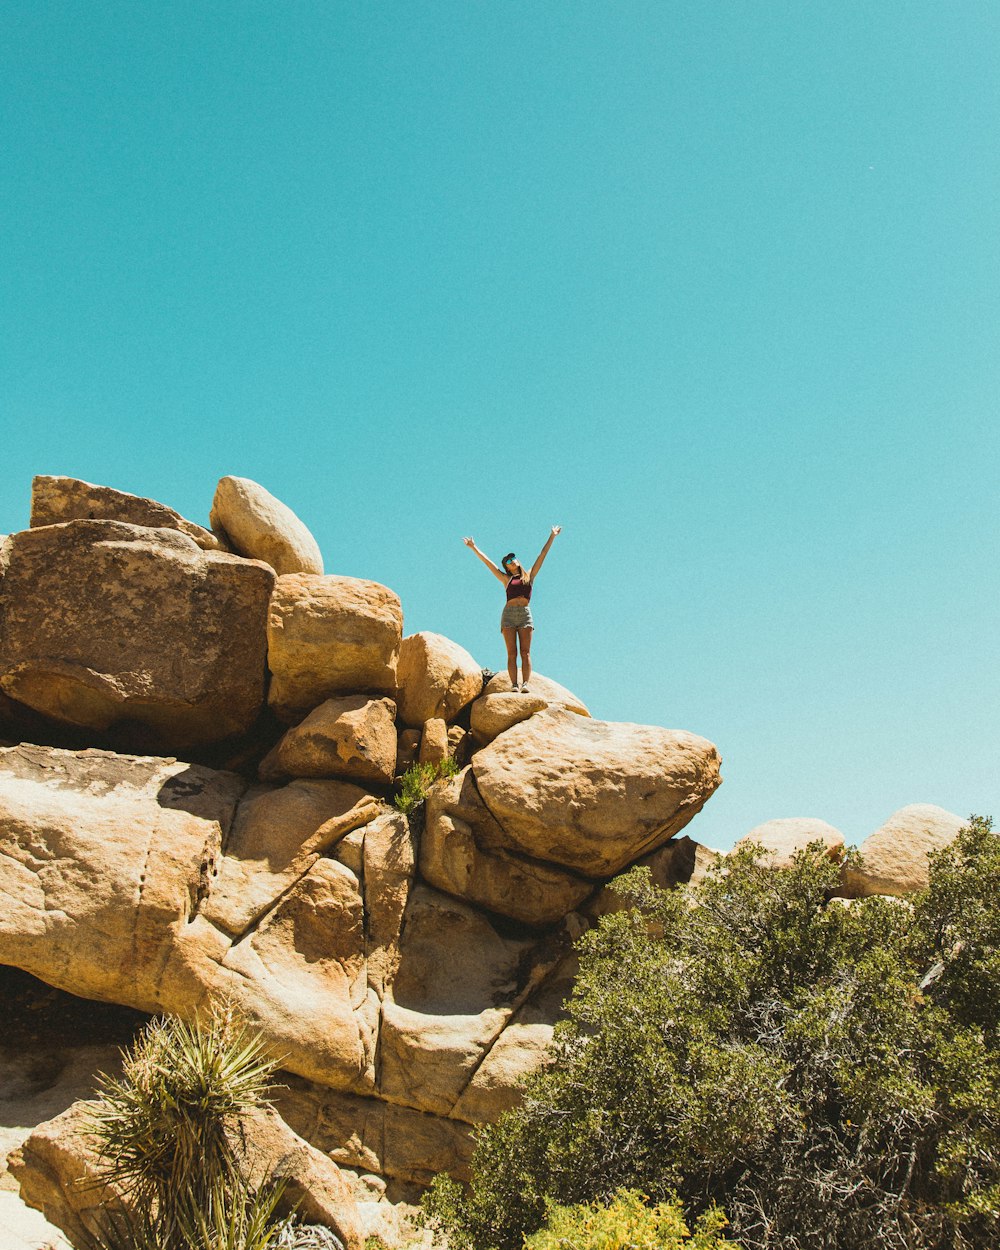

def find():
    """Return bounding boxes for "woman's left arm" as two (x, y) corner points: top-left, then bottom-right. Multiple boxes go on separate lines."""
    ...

(529, 526), (562, 580)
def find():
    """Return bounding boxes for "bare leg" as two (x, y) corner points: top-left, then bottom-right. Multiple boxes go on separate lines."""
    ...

(502, 627), (519, 688)
(518, 626), (533, 687)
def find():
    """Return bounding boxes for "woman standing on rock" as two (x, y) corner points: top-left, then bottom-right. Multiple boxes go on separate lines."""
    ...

(463, 527), (561, 692)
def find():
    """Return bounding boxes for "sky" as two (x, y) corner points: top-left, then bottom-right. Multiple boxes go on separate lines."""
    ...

(2, 2), (998, 851)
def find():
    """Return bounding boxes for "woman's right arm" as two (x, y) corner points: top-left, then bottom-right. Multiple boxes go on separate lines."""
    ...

(463, 537), (509, 585)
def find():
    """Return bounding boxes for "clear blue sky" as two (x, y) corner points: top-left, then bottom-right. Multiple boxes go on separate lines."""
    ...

(2, 2), (997, 850)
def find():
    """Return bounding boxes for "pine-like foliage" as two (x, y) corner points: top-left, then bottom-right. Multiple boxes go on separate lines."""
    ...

(428, 816), (1000, 1250)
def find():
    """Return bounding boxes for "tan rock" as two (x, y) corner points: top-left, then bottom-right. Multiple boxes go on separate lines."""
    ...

(450, 956), (575, 1124)
(259, 696), (397, 786)
(378, 886), (562, 1116)
(275, 1079), (475, 1186)
(448, 724), (471, 767)
(267, 575), (403, 723)
(418, 717), (449, 767)
(218, 857), (374, 1090)
(0, 521), (274, 750)
(395, 633), (483, 727)
(362, 810), (417, 998)
(421, 767), (594, 924)
(9, 1098), (363, 1250)
(483, 671), (590, 716)
(585, 835), (722, 922)
(30, 474), (224, 550)
(473, 708), (722, 876)
(735, 817), (845, 868)
(210, 475), (324, 575)
(395, 729), (421, 775)
(333, 825), (366, 876)
(470, 691), (547, 745)
(203, 778), (382, 937)
(841, 804), (966, 897)
(0, 743), (244, 1011)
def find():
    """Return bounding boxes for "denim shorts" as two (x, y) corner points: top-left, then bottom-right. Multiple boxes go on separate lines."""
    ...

(500, 603), (533, 631)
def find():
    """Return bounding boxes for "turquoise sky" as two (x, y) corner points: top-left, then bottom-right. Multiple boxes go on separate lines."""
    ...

(2, 2), (997, 850)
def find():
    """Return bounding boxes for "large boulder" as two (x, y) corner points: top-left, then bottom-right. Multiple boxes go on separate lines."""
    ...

(395, 633), (483, 727)
(472, 708), (722, 876)
(210, 476), (324, 575)
(30, 474), (223, 551)
(259, 696), (398, 787)
(470, 692), (547, 746)
(421, 767), (595, 924)
(267, 575), (403, 723)
(735, 817), (845, 868)
(8, 1097), (364, 1250)
(0, 743), (245, 1010)
(0, 521), (274, 750)
(377, 886), (570, 1117)
(482, 671), (590, 716)
(841, 804), (966, 896)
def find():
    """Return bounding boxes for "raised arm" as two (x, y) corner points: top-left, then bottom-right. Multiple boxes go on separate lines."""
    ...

(529, 526), (562, 581)
(463, 537), (509, 585)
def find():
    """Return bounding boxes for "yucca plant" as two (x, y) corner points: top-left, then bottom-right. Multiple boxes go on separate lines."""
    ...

(86, 1005), (291, 1250)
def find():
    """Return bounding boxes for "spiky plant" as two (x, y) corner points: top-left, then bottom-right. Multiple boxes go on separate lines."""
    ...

(86, 1005), (290, 1250)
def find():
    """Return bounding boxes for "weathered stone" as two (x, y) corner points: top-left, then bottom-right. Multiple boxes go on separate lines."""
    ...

(447, 725), (471, 768)
(0, 743), (244, 1011)
(482, 671), (590, 716)
(275, 1079), (475, 1186)
(30, 475), (224, 551)
(841, 804), (966, 897)
(735, 817), (845, 868)
(395, 633), (482, 727)
(332, 825), (366, 876)
(203, 778), (382, 937)
(9, 1098), (364, 1250)
(585, 835), (722, 922)
(362, 810), (417, 999)
(0, 521), (274, 750)
(470, 692), (547, 745)
(259, 696), (397, 786)
(210, 476), (323, 575)
(450, 956), (575, 1124)
(267, 575), (403, 723)
(473, 708), (722, 876)
(417, 717), (449, 767)
(378, 886), (563, 1116)
(421, 767), (594, 924)
(395, 729), (421, 775)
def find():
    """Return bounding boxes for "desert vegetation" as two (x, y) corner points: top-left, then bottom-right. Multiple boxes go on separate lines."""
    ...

(426, 817), (1000, 1250)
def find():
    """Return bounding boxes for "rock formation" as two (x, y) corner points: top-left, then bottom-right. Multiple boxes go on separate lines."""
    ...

(0, 472), (970, 1247)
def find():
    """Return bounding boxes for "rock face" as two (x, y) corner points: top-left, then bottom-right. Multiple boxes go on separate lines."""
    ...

(483, 671), (590, 716)
(259, 696), (398, 786)
(736, 817), (845, 868)
(30, 474), (224, 551)
(470, 692), (547, 746)
(472, 708), (722, 876)
(267, 575), (403, 722)
(210, 475), (324, 575)
(0, 521), (274, 749)
(8, 1097), (364, 1250)
(395, 632), (483, 727)
(841, 804), (965, 896)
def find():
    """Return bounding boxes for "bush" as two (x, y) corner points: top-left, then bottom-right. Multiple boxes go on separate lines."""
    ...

(86, 1007), (292, 1250)
(394, 756), (459, 815)
(523, 1189), (738, 1250)
(434, 817), (1000, 1250)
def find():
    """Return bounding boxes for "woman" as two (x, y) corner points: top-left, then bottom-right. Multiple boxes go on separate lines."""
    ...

(463, 527), (561, 692)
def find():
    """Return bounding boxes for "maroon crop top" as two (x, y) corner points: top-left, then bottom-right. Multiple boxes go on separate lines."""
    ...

(506, 575), (532, 602)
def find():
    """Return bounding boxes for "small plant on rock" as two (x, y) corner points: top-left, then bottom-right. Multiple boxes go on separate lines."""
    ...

(394, 756), (459, 815)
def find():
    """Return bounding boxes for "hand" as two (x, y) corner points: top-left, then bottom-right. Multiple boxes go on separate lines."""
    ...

(550, 525), (562, 538)
(463, 536), (476, 548)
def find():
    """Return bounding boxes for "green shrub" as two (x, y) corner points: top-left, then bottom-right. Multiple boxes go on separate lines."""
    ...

(434, 817), (1000, 1250)
(523, 1189), (738, 1250)
(86, 1007), (291, 1250)
(394, 755), (459, 815)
